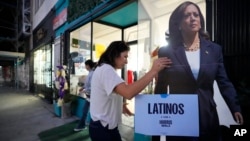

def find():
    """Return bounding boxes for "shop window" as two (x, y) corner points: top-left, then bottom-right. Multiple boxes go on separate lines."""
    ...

(93, 22), (122, 76)
(33, 44), (53, 101)
(69, 23), (91, 95)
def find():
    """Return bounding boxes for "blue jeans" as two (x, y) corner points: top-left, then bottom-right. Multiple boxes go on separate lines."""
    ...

(76, 100), (90, 128)
(89, 120), (122, 141)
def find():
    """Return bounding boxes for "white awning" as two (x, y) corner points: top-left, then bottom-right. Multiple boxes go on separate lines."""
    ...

(0, 51), (25, 59)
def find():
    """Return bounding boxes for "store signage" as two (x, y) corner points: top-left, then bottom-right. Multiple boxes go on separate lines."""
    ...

(36, 28), (46, 41)
(134, 94), (199, 136)
(53, 8), (67, 30)
(72, 38), (90, 50)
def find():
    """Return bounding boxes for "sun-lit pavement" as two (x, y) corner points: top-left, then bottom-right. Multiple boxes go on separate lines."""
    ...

(0, 85), (77, 141)
(0, 83), (134, 141)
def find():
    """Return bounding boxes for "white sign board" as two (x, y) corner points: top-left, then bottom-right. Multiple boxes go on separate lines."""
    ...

(135, 94), (199, 136)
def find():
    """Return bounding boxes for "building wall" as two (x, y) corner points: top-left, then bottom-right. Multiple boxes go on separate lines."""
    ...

(32, 0), (58, 30)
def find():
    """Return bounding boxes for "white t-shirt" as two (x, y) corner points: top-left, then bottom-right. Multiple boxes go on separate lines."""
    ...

(90, 63), (124, 129)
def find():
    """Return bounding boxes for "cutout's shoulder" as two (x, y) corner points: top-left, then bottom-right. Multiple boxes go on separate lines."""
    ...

(158, 46), (171, 57)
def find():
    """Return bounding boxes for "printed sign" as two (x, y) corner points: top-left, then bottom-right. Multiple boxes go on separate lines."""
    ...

(53, 8), (67, 30)
(135, 94), (199, 136)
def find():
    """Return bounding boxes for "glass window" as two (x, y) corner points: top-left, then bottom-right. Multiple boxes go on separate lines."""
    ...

(92, 22), (122, 62)
(69, 22), (122, 95)
(69, 23), (92, 95)
(123, 23), (154, 119)
(92, 22), (122, 77)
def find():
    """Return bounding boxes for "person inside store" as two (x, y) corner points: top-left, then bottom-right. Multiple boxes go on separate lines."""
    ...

(88, 40), (172, 141)
(152, 1), (244, 141)
(74, 59), (96, 131)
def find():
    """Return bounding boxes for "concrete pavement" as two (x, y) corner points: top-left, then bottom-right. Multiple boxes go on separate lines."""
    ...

(0, 86), (78, 141)
(0, 84), (134, 141)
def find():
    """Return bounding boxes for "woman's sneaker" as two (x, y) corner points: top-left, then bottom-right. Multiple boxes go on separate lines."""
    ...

(74, 127), (87, 132)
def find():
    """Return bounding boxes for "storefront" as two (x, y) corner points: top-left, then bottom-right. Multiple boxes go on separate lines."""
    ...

(31, 10), (55, 103)
(53, 0), (206, 139)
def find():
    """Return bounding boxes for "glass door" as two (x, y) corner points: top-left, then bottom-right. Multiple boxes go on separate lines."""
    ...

(33, 44), (53, 102)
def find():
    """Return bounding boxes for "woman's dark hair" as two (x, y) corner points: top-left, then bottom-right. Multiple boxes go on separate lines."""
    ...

(166, 1), (210, 46)
(85, 59), (96, 69)
(97, 41), (130, 67)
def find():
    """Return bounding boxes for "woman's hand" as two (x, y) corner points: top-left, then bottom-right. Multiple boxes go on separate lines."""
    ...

(151, 57), (172, 73)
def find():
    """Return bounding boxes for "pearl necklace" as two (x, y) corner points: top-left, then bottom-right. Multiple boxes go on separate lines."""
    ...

(183, 40), (200, 51)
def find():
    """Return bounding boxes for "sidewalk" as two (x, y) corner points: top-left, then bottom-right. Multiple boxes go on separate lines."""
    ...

(0, 86), (78, 141)
(0, 85), (134, 141)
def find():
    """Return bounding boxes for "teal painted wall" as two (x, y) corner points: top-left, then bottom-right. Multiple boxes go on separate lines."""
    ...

(54, 0), (69, 37)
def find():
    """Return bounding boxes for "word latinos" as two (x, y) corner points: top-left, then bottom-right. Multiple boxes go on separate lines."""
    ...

(148, 103), (184, 114)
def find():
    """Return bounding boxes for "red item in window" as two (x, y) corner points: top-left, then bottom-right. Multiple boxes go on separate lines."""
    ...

(127, 70), (134, 84)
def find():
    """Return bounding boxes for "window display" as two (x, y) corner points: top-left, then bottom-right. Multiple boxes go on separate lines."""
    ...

(69, 23), (91, 95)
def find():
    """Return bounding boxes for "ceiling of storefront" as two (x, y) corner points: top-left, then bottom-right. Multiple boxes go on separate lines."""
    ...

(94, 0), (198, 29)
(86, 0), (204, 33)
(72, 0), (205, 47)
(95, 1), (138, 29)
